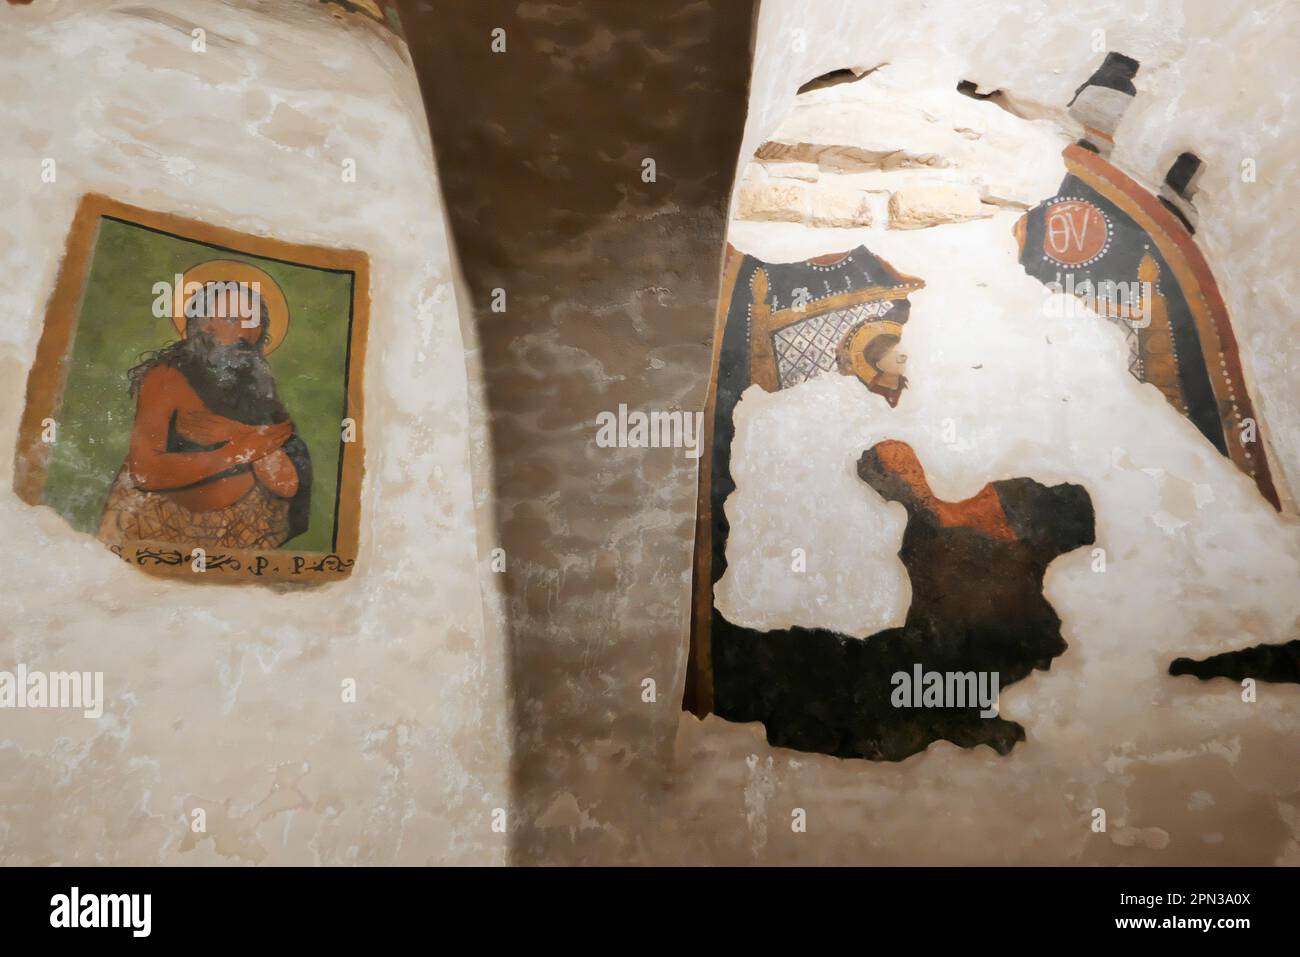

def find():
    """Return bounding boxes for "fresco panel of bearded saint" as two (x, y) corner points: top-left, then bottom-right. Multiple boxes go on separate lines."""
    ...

(97, 276), (312, 552)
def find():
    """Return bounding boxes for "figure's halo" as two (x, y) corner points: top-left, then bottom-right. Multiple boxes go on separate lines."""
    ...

(171, 260), (290, 354)
(843, 319), (904, 385)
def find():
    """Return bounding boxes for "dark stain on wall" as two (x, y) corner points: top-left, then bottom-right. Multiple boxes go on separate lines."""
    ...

(713, 441), (1096, 761)
(398, 0), (756, 863)
(1171, 640), (1300, 685)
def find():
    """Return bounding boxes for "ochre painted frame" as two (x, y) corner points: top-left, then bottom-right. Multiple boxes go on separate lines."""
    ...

(14, 193), (371, 584)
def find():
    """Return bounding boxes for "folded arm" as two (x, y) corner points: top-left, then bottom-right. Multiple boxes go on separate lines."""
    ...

(126, 366), (291, 492)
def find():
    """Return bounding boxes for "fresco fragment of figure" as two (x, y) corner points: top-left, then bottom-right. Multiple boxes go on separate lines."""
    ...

(686, 244), (926, 722)
(1017, 53), (1280, 510)
(712, 441), (1095, 761)
(839, 324), (908, 407)
(97, 272), (312, 552)
(1016, 53), (1297, 685)
(14, 197), (369, 583)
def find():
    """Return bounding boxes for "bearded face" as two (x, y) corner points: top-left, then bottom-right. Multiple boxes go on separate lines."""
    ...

(172, 324), (287, 425)
(127, 303), (288, 426)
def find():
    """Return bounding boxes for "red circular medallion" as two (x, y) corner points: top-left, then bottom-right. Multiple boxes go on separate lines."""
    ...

(1041, 199), (1110, 266)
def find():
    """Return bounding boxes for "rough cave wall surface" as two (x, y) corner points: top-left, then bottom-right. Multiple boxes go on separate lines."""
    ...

(672, 0), (1300, 865)
(4, 0), (1295, 869)
(0, 0), (507, 864)
(397, 0), (757, 863)
(414, 0), (1299, 864)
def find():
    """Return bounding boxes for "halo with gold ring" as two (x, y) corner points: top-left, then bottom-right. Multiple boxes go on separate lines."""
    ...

(842, 319), (904, 386)
(171, 260), (290, 355)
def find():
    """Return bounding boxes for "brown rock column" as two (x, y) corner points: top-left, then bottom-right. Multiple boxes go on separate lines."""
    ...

(397, 0), (756, 863)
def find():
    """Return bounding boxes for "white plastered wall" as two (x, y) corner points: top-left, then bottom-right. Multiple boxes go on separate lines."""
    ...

(666, 0), (1300, 866)
(0, 0), (509, 865)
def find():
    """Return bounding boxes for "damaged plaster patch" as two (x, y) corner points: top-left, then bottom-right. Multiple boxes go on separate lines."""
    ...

(735, 65), (1068, 234)
(258, 100), (331, 152)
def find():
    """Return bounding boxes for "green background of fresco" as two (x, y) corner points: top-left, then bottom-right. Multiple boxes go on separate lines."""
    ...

(42, 217), (355, 553)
